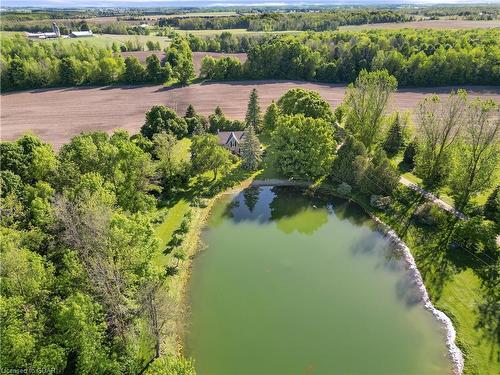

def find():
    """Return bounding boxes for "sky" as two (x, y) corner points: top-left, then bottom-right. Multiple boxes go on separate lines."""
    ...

(2, 0), (499, 8)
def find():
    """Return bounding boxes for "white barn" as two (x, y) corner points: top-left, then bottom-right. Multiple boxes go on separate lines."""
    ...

(69, 30), (94, 38)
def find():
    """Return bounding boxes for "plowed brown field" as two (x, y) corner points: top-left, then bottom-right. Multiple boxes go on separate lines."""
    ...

(1, 81), (498, 149)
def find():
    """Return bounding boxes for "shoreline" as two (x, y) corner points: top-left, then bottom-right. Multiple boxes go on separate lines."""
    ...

(371, 215), (464, 375)
(173, 179), (464, 374)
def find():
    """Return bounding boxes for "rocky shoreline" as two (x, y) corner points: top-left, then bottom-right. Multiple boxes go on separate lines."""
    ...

(372, 215), (464, 375)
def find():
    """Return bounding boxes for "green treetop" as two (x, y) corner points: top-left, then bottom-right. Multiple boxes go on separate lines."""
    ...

(240, 126), (262, 171)
(245, 89), (262, 131)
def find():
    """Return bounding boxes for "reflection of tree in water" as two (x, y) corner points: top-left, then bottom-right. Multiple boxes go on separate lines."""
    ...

(269, 187), (329, 235)
(243, 187), (259, 213)
(331, 197), (370, 228)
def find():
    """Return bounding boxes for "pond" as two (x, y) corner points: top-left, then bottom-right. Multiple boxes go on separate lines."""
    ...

(186, 186), (452, 375)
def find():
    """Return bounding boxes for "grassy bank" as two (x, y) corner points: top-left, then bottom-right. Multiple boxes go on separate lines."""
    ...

(151, 144), (257, 355)
(335, 185), (499, 375)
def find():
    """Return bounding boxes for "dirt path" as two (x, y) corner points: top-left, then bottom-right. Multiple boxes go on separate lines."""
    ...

(1, 81), (498, 149)
(399, 177), (466, 219)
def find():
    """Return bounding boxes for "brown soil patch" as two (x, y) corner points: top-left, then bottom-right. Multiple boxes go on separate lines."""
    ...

(1, 81), (498, 149)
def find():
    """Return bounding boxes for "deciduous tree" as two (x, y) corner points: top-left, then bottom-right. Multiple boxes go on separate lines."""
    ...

(449, 99), (499, 210)
(345, 69), (397, 150)
(415, 91), (467, 188)
(141, 105), (188, 139)
(191, 134), (232, 180)
(272, 114), (335, 180)
(278, 88), (333, 120)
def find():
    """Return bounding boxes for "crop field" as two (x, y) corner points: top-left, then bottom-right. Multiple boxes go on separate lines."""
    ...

(339, 19), (500, 30)
(1, 81), (498, 149)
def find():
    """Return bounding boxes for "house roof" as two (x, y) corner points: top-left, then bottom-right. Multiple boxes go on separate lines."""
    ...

(70, 30), (93, 37)
(217, 131), (246, 145)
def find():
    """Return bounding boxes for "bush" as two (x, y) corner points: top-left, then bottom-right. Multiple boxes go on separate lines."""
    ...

(337, 182), (352, 196)
(413, 202), (447, 226)
(370, 195), (392, 210)
(452, 217), (498, 257)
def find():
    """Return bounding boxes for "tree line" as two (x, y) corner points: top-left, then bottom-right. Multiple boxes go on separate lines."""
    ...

(200, 28), (500, 86)
(3, 28), (499, 91)
(0, 35), (194, 90)
(159, 10), (409, 31)
(0, 18), (152, 36)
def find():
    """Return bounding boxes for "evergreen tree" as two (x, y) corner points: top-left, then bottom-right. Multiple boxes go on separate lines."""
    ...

(192, 121), (207, 136)
(214, 106), (224, 117)
(331, 136), (367, 185)
(245, 89), (262, 131)
(383, 113), (404, 155)
(185, 104), (196, 118)
(403, 140), (418, 169)
(263, 101), (281, 133)
(240, 126), (262, 171)
(358, 149), (400, 196)
(209, 106), (228, 133)
(59, 57), (79, 85)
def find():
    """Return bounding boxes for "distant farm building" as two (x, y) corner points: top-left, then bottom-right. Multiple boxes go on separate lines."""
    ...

(217, 131), (246, 155)
(27, 22), (61, 39)
(69, 30), (94, 38)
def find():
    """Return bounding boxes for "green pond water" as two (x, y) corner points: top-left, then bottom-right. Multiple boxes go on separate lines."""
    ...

(186, 187), (452, 375)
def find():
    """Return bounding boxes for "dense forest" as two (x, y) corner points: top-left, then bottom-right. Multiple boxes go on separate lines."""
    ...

(2, 27), (499, 91)
(0, 19), (153, 35)
(0, 35), (194, 90)
(159, 10), (409, 31)
(200, 29), (500, 86)
(2, 5), (498, 34)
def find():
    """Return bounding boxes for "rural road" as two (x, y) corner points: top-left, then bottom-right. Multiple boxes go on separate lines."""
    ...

(1, 81), (499, 149)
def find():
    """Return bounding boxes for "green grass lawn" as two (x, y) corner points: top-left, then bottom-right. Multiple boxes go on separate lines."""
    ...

(153, 138), (192, 268)
(368, 186), (499, 375)
(1, 31), (171, 49)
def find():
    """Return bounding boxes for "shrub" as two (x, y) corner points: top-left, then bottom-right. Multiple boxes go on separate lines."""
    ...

(452, 217), (498, 257)
(413, 202), (447, 226)
(337, 182), (352, 196)
(370, 195), (392, 210)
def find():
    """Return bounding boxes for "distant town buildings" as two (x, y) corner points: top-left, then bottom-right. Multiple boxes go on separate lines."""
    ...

(26, 22), (93, 39)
